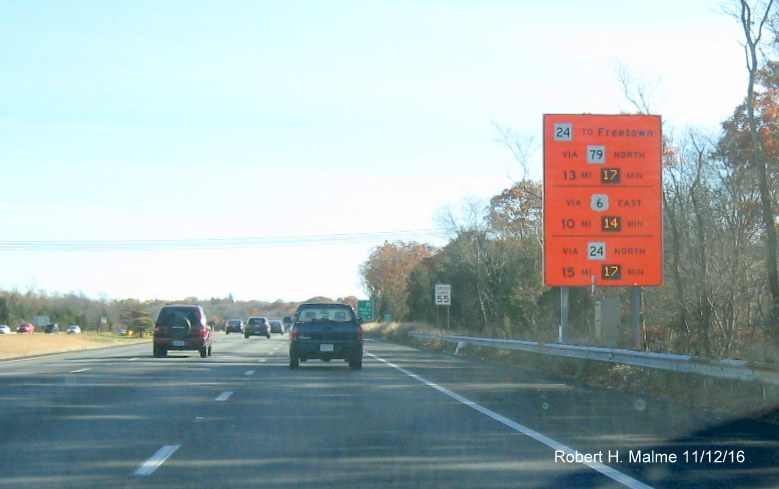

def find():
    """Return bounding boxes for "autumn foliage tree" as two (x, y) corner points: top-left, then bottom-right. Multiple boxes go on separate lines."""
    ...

(359, 241), (437, 321)
(716, 60), (779, 340)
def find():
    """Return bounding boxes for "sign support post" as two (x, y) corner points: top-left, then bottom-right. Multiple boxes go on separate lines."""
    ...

(560, 287), (570, 344)
(631, 286), (642, 348)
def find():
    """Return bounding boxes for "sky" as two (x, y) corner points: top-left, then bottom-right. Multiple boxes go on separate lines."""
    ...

(0, 0), (752, 303)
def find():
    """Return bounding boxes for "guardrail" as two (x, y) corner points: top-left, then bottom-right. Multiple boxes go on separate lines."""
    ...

(408, 332), (779, 388)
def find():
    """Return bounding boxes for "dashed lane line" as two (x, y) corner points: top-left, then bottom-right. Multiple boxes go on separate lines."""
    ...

(215, 391), (233, 401)
(134, 444), (180, 476)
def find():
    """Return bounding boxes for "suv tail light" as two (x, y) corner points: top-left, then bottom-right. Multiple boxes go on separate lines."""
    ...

(356, 325), (363, 342)
(290, 326), (299, 341)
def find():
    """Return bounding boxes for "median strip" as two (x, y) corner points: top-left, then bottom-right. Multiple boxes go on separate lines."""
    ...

(368, 352), (655, 489)
(134, 444), (180, 476)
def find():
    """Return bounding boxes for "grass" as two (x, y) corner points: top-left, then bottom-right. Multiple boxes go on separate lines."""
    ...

(0, 332), (150, 360)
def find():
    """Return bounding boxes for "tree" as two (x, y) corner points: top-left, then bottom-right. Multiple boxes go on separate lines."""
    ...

(717, 57), (779, 339)
(359, 241), (437, 321)
(735, 0), (779, 338)
(487, 180), (543, 244)
(119, 299), (154, 337)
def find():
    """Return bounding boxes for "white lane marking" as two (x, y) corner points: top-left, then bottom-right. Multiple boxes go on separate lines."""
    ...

(368, 352), (655, 489)
(68, 368), (91, 373)
(134, 444), (180, 476)
(258, 358), (267, 363)
(128, 357), (140, 362)
(215, 391), (233, 401)
(244, 370), (255, 376)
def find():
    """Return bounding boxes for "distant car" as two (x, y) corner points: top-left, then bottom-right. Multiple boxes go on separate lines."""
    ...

(244, 317), (271, 338)
(67, 325), (81, 334)
(17, 323), (35, 334)
(0, 325), (10, 334)
(153, 304), (213, 358)
(269, 319), (284, 335)
(45, 323), (60, 334)
(224, 319), (244, 334)
(117, 329), (127, 335)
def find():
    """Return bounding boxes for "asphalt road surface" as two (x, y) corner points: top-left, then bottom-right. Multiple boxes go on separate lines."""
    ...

(1, 334), (778, 489)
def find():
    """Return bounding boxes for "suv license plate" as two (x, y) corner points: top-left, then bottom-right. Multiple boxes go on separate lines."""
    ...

(171, 340), (185, 347)
(320, 344), (334, 352)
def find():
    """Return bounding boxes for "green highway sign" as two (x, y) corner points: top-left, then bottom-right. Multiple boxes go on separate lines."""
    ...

(357, 300), (374, 321)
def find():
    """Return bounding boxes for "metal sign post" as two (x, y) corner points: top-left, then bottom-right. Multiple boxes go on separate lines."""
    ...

(560, 287), (570, 344)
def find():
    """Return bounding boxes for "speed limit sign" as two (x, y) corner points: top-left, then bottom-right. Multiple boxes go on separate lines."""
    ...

(435, 284), (451, 306)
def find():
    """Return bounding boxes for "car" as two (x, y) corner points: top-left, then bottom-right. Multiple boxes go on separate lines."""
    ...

(224, 318), (244, 334)
(244, 316), (271, 338)
(0, 325), (10, 334)
(44, 323), (59, 334)
(152, 304), (213, 358)
(67, 325), (81, 334)
(287, 302), (363, 369)
(17, 323), (35, 334)
(269, 319), (284, 335)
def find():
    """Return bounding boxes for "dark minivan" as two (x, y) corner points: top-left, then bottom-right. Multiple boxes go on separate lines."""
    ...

(286, 302), (363, 369)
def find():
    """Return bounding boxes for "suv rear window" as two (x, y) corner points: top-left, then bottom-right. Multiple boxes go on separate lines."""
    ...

(247, 317), (267, 325)
(296, 306), (354, 322)
(157, 306), (203, 326)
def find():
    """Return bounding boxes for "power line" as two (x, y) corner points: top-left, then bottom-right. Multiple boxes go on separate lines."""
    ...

(0, 229), (450, 251)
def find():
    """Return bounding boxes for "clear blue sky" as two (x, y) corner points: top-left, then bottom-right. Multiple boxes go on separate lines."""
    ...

(0, 0), (747, 302)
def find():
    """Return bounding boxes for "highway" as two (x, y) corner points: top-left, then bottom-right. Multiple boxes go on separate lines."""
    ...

(1, 335), (778, 489)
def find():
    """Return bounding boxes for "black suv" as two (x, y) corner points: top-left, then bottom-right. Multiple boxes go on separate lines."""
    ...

(44, 323), (59, 334)
(287, 302), (363, 369)
(153, 304), (213, 358)
(244, 317), (271, 338)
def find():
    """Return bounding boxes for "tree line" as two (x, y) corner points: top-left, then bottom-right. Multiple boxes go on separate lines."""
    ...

(360, 1), (779, 361)
(0, 290), (356, 335)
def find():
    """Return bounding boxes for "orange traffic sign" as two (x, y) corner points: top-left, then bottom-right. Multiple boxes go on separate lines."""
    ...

(543, 114), (663, 287)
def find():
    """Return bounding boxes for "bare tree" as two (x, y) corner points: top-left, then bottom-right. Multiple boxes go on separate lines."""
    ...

(615, 61), (659, 115)
(492, 122), (540, 182)
(738, 0), (779, 338)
